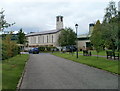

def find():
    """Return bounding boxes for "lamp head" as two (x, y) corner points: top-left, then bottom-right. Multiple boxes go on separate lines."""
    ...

(75, 24), (78, 28)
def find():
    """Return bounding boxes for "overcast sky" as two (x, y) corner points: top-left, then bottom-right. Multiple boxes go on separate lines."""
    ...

(0, 0), (119, 35)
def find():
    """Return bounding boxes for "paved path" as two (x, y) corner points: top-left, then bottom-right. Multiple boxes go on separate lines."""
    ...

(20, 53), (118, 89)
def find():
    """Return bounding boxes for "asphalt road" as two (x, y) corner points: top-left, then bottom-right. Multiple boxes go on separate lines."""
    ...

(20, 53), (118, 89)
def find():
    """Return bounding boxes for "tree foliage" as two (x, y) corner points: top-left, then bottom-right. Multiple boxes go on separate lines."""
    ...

(117, 11), (120, 51)
(0, 9), (15, 31)
(103, 1), (117, 23)
(17, 28), (26, 44)
(2, 33), (20, 60)
(102, 1), (119, 51)
(90, 20), (103, 53)
(0, 9), (20, 60)
(90, 1), (119, 51)
(102, 19), (118, 50)
(58, 27), (76, 46)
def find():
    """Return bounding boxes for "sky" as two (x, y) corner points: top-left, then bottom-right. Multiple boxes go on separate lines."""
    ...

(0, 0), (119, 35)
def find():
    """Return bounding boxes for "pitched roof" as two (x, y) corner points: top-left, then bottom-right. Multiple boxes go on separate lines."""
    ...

(77, 34), (91, 38)
(26, 29), (61, 37)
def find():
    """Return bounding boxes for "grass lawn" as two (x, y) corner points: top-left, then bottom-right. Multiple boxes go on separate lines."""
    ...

(79, 50), (120, 56)
(0, 61), (2, 90)
(52, 52), (120, 75)
(90, 50), (106, 56)
(2, 54), (29, 91)
(78, 50), (106, 56)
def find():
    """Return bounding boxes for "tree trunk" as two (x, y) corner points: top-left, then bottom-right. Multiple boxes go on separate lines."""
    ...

(97, 51), (99, 58)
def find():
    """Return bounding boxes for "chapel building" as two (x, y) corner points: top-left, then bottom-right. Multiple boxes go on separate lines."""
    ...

(26, 16), (63, 47)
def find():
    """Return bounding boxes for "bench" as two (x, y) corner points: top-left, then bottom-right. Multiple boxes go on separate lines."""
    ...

(83, 50), (92, 56)
(106, 51), (113, 59)
(106, 51), (119, 60)
(113, 52), (119, 60)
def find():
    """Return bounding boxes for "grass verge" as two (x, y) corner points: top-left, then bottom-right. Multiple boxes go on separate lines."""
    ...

(79, 50), (120, 56)
(2, 54), (29, 91)
(52, 52), (120, 75)
(0, 61), (2, 91)
(78, 50), (106, 56)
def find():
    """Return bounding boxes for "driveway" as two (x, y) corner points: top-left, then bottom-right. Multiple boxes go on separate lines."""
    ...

(20, 53), (118, 89)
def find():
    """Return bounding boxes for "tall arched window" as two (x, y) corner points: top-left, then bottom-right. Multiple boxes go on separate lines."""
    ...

(43, 35), (44, 43)
(52, 35), (53, 43)
(57, 17), (59, 21)
(47, 35), (48, 43)
(61, 17), (63, 22)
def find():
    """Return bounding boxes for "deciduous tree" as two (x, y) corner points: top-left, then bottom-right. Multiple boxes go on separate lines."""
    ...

(17, 28), (26, 44)
(102, 1), (119, 51)
(90, 20), (103, 57)
(2, 33), (19, 60)
(0, 9), (15, 31)
(58, 27), (76, 46)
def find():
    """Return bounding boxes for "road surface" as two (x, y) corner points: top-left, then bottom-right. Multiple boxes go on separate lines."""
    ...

(20, 53), (118, 89)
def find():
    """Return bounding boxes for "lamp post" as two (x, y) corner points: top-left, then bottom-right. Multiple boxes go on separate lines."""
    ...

(75, 24), (78, 58)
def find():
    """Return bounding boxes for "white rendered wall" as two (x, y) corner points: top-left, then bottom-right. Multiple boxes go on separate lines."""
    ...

(118, 1), (120, 11)
(27, 31), (61, 47)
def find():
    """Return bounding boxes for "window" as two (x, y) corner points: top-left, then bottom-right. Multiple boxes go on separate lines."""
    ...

(52, 35), (53, 43)
(38, 36), (41, 43)
(43, 36), (44, 43)
(47, 35), (48, 43)
(34, 37), (36, 43)
(61, 17), (63, 22)
(57, 17), (59, 21)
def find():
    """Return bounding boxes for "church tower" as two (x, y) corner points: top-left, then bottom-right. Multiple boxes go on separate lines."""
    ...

(56, 16), (63, 30)
(89, 23), (94, 35)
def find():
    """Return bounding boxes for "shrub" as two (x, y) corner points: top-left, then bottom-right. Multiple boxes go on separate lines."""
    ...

(2, 34), (20, 60)
(38, 46), (58, 52)
(38, 46), (46, 52)
(46, 46), (51, 51)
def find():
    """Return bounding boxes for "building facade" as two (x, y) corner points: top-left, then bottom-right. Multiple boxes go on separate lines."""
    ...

(26, 16), (63, 47)
(78, 23), (94, 50)
(118, 1), (120, 12)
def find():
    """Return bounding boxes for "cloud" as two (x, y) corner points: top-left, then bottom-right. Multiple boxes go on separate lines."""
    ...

(0, 0), (119, 35)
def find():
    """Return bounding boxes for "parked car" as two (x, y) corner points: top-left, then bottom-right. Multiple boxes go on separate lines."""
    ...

(29, 48), (39, 54)
(62, 45), (77, 52)
(69, 45), (77, 52)
(51, 48), (59, 52)
(62, 47), (70, 52)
